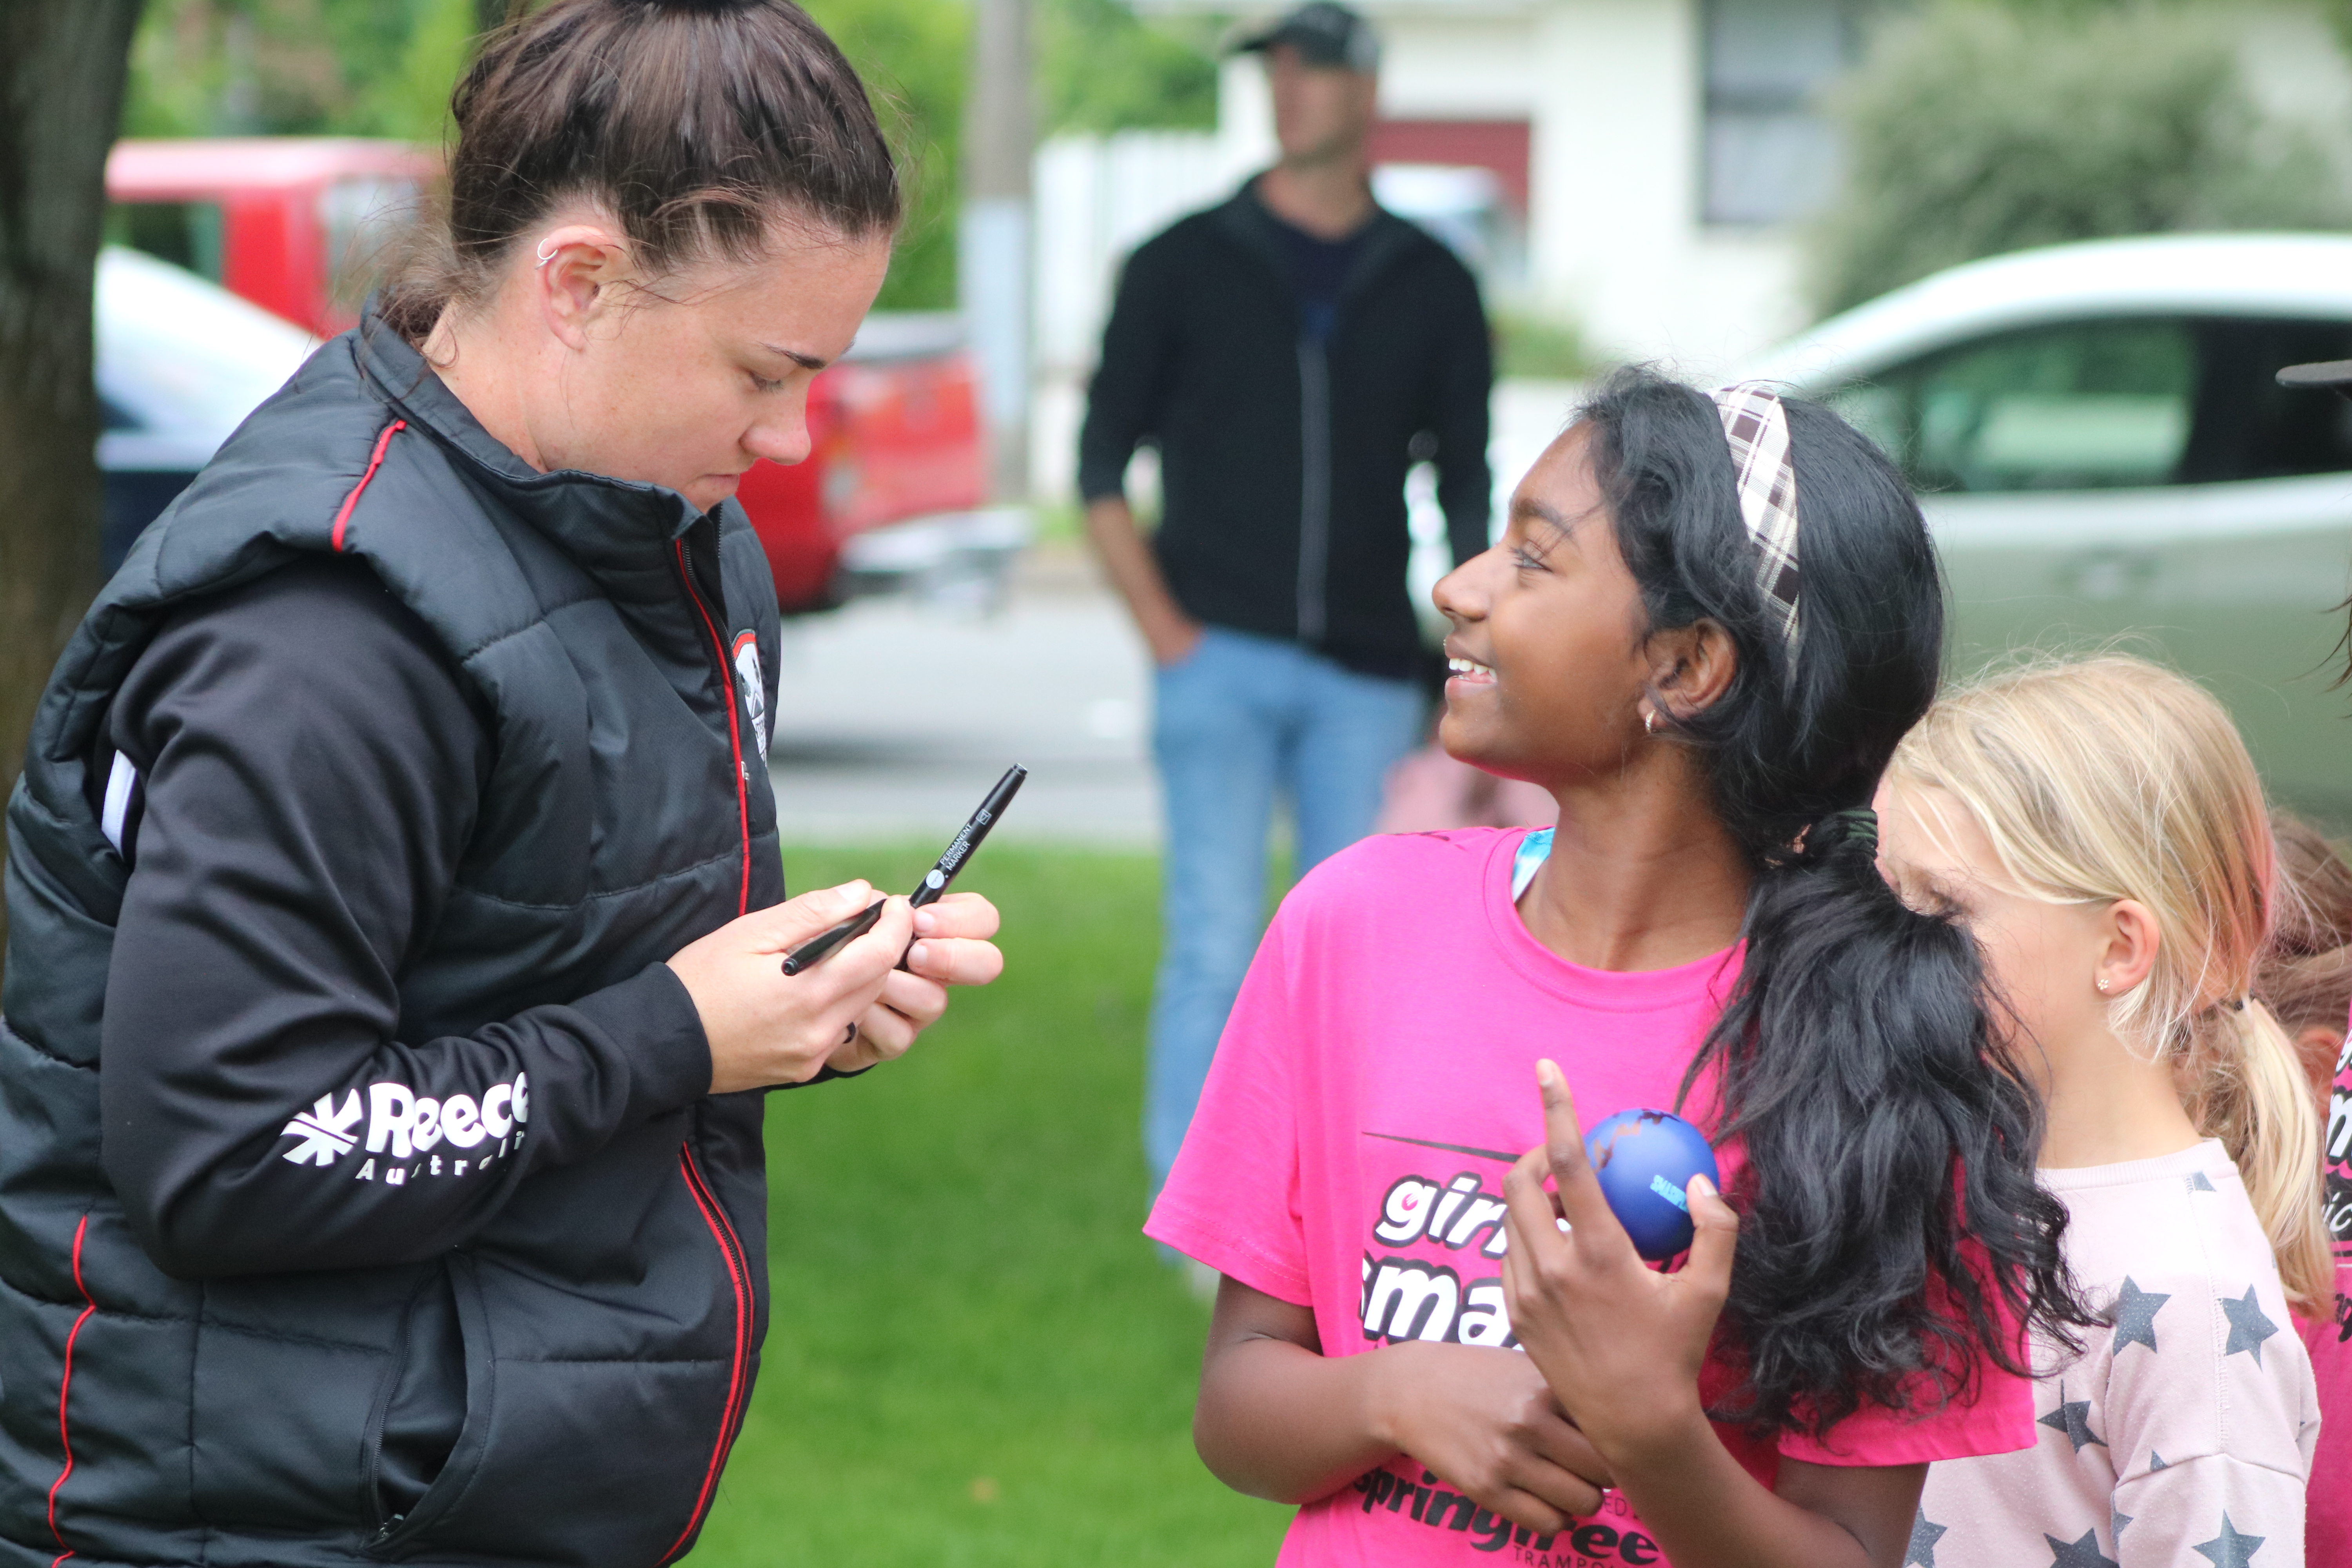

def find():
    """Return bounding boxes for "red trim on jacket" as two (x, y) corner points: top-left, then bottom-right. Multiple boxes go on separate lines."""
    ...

(331, 419), (407, 552)
(46, 1214), (95, 1566)
(673, 539), (753, 916)
(662, 1149), (754, 1562)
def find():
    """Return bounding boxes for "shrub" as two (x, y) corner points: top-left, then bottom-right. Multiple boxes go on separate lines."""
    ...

(1808, 2), (2352, 318)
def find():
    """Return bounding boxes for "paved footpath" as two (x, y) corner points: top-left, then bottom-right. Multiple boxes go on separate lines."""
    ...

(766, 549), (1159, 846)
(767, 381), (1580, 848)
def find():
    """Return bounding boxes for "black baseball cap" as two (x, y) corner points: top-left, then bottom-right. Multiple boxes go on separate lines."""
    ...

(1233, 2), (1381, 73)
(2278, 357), (2352, 398)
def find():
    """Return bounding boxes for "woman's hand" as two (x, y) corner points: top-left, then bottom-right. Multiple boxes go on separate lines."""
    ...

(1499, 1059), (1740, 1468)
(667, 882), (1002, 1093)
(1362, 1341), (1615, 1534)
(834, 890), (1002, 1073)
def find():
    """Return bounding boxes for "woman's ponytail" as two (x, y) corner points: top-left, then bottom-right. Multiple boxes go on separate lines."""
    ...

(2189, 998), (2332, 1309)
(380, 0), (899, 344)
(1892, 655), (2334, 1319)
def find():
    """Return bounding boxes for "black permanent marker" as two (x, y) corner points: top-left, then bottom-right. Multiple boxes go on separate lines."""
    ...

(779, 764), (1027, 975)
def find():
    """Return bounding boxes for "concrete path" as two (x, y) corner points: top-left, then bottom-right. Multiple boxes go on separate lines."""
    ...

(767, 550), (1160, 846)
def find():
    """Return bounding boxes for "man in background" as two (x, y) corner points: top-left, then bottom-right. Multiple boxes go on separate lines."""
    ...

(1077, 0), (1493, 1198)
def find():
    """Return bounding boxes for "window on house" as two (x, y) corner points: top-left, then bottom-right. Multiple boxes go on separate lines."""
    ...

(1701, 0), (1863, 226)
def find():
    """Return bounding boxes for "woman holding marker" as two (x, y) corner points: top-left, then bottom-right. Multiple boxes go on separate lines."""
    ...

(0, 3), (1000, 1564)
(1146, 366), (2089, 1566)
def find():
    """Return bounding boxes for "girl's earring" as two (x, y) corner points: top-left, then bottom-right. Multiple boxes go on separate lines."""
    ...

(2095, 976), (2111, 994)
(1641, 708), (1656, 737)
(535, 240), (560, 269)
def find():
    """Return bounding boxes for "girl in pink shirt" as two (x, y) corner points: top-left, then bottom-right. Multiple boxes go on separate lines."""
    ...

(1149, 368), (2092, 1567)
(1877, 658), (2324, 1566)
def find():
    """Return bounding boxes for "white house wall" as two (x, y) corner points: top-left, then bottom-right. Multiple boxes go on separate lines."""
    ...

(1213, 0), (1808, 374)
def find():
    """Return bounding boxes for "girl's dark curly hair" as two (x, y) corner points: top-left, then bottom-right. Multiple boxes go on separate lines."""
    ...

(1575, 365), (2095, 1438)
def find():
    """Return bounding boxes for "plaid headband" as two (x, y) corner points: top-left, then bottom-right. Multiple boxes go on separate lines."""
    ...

(1709, 383), (1803, 651)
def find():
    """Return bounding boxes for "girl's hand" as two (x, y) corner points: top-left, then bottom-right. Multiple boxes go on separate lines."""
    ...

(1499, 1059), (1740, 1467)
(1363, 1341), (1615, 1534)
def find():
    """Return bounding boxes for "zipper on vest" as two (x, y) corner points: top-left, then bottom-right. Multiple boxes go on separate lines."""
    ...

(1295, 338), (1331, 646)
(672, 538), (753, 917)
(663, 1145), (754, 1563)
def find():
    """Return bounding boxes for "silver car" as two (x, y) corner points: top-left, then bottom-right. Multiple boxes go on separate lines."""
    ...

(1747, 233), (2352, 823)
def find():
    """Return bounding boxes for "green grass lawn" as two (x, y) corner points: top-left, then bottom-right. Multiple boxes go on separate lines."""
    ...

(684, 843), (1293, 1566)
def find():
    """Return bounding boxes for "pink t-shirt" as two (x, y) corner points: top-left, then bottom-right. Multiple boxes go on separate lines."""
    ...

(1146, 828), (2035, 1568)
(2299, 1019), (2350, 1566)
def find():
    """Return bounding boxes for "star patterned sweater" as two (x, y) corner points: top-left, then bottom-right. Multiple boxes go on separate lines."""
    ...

(1915, 1141), (2320, 1568)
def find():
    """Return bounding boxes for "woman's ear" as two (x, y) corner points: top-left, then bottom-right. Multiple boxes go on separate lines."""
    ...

(1650, 619), (1738, 719)
(532, 225), (632, 350)
(2094, 898), (2162, 1000)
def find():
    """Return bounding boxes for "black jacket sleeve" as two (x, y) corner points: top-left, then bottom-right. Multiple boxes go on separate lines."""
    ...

(1076, 237), (1178, 503)
(98, 557), (713, 1279)
(1427, 256), (1495, 568)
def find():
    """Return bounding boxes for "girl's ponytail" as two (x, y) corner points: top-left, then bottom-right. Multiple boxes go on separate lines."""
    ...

(1578, 368), (2092, 1438)
(2190, 998), (2331, 1308)
(1892, 655), (2334, 1318)
(1692, 803), (2082, 1433)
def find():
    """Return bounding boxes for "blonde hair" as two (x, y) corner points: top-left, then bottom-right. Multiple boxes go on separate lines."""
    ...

(1888, 655), (2331, 1312)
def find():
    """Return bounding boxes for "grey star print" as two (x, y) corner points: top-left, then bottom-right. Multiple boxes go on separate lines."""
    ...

(2111, 1506), (2132, 1543)
(2220, 1285), (2279, 1367)
(2045, 1528), (2119, 1568)
(2038, 1382), (2106, 1453)
(2109, 1276), (2170, 1356)
(1905, 1510), (1947, 1568)
(2193, 1512), (2265, 1568)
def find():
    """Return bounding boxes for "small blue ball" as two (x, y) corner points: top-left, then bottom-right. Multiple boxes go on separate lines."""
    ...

(1584, 1109), (1720, 1261)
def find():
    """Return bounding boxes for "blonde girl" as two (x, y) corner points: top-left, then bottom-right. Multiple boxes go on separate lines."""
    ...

(1880, 655), (2322, 1567)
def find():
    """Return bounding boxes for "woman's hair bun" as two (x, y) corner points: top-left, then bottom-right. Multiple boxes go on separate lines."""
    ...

(380, 0), (899, 344)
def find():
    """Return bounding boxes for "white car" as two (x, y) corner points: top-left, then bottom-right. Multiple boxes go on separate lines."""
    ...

(96, 245), (317, 570)
(1747, 234), (2352, 822)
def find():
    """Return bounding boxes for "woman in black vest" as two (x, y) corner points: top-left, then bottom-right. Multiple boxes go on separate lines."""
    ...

(0, 4), (1000, 1564)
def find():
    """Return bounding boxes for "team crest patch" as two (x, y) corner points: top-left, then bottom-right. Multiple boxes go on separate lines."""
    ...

(731, 630), (769, 756)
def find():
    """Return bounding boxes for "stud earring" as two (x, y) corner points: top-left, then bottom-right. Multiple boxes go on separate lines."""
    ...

(1641, 708), (1656, 736)
(2096, 977), (2111, 993)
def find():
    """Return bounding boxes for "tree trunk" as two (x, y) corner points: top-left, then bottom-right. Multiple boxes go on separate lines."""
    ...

(0, 0), (143, 978)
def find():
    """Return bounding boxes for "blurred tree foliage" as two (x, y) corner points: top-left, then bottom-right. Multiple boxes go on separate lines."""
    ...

(121, 0), (1218, 311)
(1039, 0), (1219, 134)
(1808, 1), (2352, 318)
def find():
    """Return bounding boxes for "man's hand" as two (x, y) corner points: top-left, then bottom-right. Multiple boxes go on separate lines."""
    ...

(1364, 1341), (1615, 1535)
(1082, 494), (1203, 667)
(667, 883), (1003, 1093)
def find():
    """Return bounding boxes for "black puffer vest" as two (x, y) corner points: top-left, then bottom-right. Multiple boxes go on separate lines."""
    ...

(0, 320), (784, 1567)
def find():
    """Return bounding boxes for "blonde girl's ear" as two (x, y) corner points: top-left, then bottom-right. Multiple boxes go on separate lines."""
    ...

(2094, 898), (2162, 1000)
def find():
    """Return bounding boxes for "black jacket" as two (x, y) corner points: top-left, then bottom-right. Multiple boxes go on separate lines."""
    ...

(1076, 180), (1493, 679)
(1, 317), (795, 1567)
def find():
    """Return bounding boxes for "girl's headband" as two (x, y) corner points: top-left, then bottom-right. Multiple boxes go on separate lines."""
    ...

(1709, 383), (1803, 651)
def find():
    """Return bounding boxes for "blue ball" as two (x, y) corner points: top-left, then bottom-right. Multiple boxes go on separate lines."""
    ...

(1583, 1109), (1720, 1261)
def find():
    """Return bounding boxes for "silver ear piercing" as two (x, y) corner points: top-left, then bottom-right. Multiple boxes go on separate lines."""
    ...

(1641, 708), (1656, 736)
(535, 239), (560, 268)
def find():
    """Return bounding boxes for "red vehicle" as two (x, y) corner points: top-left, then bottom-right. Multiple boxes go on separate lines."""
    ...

(105, 137), (1023, 613)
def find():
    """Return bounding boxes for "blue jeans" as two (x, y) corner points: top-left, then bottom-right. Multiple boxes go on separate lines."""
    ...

(1145, 626), (1423, 1185)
